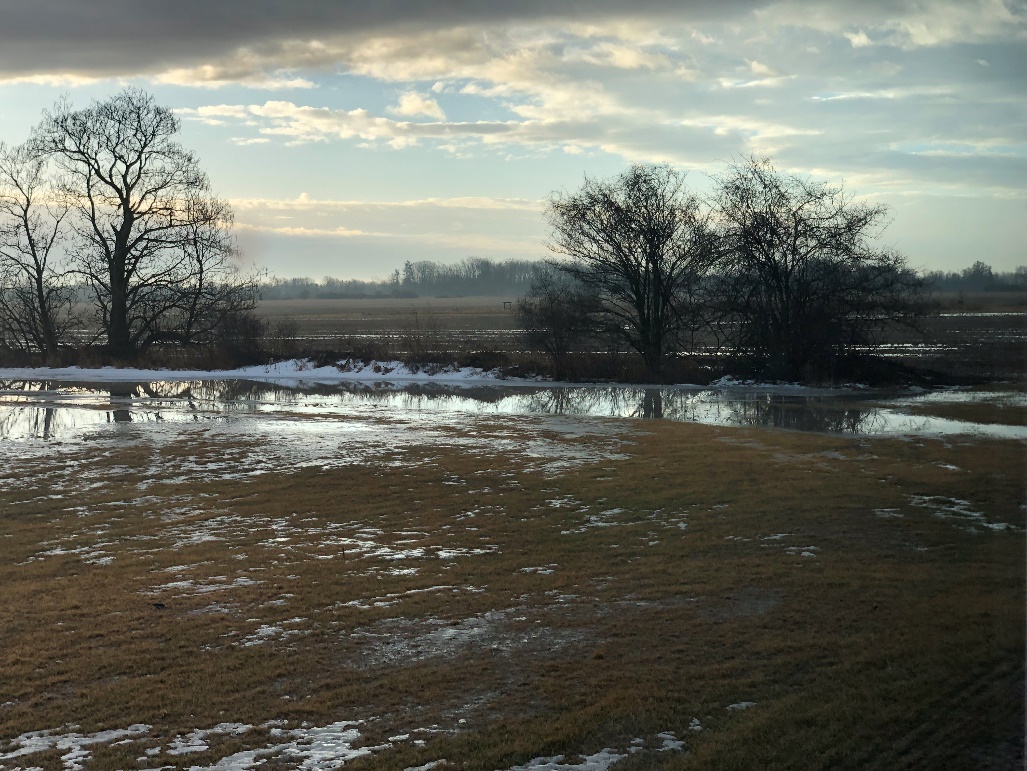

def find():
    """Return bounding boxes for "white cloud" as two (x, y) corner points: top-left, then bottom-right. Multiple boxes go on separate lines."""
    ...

(844, 30), (873, 48)
(568, 42), (672, 70)
(388, 92), (446, 120)
(808, 85), (954, 101)
(155, 65), (315, 89)
(235, 223), (370, 237)
(230, 194), (541, 212)
(748, 59), (776, 76)
(0, 72), (104, 86)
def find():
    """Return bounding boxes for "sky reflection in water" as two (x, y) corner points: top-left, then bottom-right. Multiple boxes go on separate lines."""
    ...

(1, 380), (1024, 443)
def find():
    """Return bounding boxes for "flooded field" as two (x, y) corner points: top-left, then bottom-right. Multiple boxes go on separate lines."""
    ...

(2, 379), (1025, 444)
(248, 296), (1027, 379)
(1, 375), (1024, 769)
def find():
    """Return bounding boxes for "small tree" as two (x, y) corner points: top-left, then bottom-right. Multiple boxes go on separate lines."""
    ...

(546, 164), (718, 376)
(715, 156), (924, 380)
(515, 265), (599, 378)
(0, 141), (76, 359)
(36, 88), (256, 360)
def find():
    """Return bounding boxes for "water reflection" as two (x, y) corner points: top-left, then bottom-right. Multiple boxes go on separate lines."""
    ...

(1, 379), (1024, 442)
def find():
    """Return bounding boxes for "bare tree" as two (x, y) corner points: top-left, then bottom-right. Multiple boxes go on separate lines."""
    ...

(546, 164), (718, 376)
(715, 156), (925, 380)
(515, 265), (599, 378)
(0, 141), (76, 359)
(36, 88), (256, 360)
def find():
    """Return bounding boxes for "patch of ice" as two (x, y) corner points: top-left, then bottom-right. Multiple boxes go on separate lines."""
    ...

(506, 748), (626, 770)
(519, 565), (557, 575)
(726, 701), (756, 711)
(656, 731), (684, 751)
(784, 545), (818, 557)
(546, 497), (581, 509)
(0, 724), (150, 770)
(166, 724), (253, 756)
(189, 721), (377, 770)
(239, 619), (308, 647)
(688, 718), (702, 732)
(908, 495), (1016, 532)
(145, 576), (262, 596)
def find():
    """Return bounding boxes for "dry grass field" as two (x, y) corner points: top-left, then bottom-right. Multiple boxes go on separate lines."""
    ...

(252, 293), (1027, 382)
(1, 404), (1023, 769)
(256, 297), (520, 342)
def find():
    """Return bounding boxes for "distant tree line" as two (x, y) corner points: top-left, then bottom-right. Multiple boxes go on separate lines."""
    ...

(260, 257), (541, 300)
(922, 262), (1027, 293)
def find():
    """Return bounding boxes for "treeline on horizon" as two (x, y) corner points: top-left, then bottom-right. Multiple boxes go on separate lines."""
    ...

(258, 257), (1027, 300)
(259, 257), (540, 300)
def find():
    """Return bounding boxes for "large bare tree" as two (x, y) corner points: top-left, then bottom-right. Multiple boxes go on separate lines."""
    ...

(0, 141), (75, 359)
(546, 164), (718, 376)
(36, 88), (256, 360)
(715, 156), (924, 380)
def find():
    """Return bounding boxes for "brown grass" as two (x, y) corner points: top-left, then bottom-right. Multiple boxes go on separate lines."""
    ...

(0, 414), (1023, 770)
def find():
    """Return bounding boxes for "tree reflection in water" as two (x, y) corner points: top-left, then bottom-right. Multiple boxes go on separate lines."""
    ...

(0, 378), (978, 442)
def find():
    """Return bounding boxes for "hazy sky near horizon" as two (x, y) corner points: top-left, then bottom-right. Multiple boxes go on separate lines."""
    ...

(0, 0), (1024, 279)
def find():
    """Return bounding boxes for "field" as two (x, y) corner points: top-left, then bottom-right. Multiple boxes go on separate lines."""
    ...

(253, 293), (1027, 382)
(1, 294), (1024, 769)
(1, 396), (1024, 769)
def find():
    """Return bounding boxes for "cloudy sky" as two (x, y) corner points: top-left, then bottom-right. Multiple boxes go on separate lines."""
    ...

(1, 0), (1023, 278)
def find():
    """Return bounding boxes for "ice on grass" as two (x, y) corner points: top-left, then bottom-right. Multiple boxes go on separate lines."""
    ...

(506, 748), (626, 770)
(908, 495), (1016, 532)
(0, 724), (150, 771)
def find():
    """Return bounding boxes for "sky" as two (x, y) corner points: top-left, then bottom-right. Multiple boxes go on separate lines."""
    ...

(0, 0), (1024, 280)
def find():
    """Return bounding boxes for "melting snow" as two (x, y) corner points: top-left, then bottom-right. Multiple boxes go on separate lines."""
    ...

(0, 724), (150, 771)
(506, 749), (626, 770)
(908, 495), (1016, 532)
(727, 701), (757, 711)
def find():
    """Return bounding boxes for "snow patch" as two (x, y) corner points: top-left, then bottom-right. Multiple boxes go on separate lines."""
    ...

(505, 748), (626, 770)
(0, 724), (150, 770)
(727, 701), (757, 711)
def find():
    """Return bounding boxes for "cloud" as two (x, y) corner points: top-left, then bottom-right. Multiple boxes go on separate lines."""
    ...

(808, 86), (955, 101)
(844, 30), (874, 48)
(155, 67), (315, 90)
(231, 193), (546, 261)
(0, 72), (106, 87)
(567, 42), (672, 70)
(3, 0), (1022, 262)
(231, 194), (541, 211)
(762, 0), (1027, 49)
(235, 223), (371, 238)
(0, 1), (763, 80)
(388, 92), (446, 120)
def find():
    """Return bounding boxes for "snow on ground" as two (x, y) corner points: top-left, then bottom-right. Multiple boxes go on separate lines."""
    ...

(0, 359), (522, 388)
(506, 749), (626, 770)
(908, 495), (1019, 532)
(0, 724), (150, 771)
(0, 359), (849, 392)
(0, 722), (689, 770)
